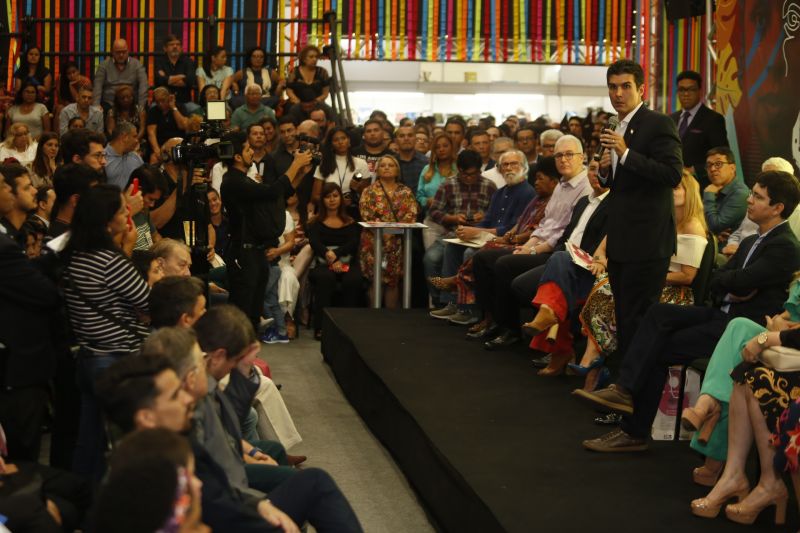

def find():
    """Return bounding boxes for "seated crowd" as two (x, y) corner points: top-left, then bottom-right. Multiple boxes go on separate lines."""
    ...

(2, 39), (800, 532)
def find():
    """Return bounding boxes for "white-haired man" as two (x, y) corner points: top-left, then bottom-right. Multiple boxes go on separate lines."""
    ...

(231, 84), (276, 131)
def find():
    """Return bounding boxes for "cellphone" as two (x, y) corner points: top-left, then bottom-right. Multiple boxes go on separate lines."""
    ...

(131, 178), (139, 195)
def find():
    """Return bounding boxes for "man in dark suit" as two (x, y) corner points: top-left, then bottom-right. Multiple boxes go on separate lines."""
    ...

(671, 70), (728, 189)
(0, 171), (61, 461)
(577, 170), (800, 451)
(596, 59), (684, 366)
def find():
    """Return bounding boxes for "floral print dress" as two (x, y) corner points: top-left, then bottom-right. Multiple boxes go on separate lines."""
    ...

(359, 181), (419, 286)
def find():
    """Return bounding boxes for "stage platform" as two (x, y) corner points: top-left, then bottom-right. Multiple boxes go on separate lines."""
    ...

(322, 308), (793, 533)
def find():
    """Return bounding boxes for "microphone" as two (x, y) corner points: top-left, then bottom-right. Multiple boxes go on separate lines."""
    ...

(593, 115), (620, 162)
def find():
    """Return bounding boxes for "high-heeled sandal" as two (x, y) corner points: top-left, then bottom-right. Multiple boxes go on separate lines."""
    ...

(537, 351), (573, 377)
(521, 305), (558, 338)
(725, 486), (788, 525)
(693, 463), (724, 487)
(681, 399), (721, 444)
(568, 356), (605, 376)
(428, 276), (456, 291)
(690, 481), (750, 518)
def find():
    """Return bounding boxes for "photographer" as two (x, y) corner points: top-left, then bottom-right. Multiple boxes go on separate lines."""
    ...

(221, 132), (312, 326)
(150, 137), (215, 275)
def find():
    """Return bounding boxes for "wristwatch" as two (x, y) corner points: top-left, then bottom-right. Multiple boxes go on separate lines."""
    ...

(756, 331), (769, 348)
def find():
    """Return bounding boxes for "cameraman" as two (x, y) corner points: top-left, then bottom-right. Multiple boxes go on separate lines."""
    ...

(150, 137), (215, 274)
(221, 132), (312, 326)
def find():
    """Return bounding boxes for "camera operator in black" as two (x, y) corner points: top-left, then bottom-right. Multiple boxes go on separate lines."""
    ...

(150, 137), (215, 276)
(221, 132), (312, 326)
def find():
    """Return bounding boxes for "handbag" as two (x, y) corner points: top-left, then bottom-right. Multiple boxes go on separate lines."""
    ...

(759, 346), (800, 372)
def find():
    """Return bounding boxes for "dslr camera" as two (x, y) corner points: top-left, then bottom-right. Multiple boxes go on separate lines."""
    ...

(296, 133), (322, 166)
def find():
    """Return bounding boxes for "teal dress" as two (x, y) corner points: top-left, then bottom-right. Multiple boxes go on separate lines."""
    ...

(690, 281), (800, 460)
(415, 164), (455, 215)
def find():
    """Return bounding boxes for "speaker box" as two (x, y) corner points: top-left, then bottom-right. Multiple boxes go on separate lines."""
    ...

(665, 0), (706, 21)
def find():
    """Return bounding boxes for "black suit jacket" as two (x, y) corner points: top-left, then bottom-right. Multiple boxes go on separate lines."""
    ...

(670, 104), (728, 184)
(0, 234), (60, 388)
(553, 193), (609, 255)
(709, 222), (800, 322)
(601, 106), (683, 262)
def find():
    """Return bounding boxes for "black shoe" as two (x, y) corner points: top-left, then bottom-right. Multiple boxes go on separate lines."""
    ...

(531, 354), (551, 368)
(484, 330), (520, 351)
(466, 324), (499, 340)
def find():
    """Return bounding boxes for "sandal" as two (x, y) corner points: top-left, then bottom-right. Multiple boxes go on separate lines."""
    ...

(428, 276), (456, 291)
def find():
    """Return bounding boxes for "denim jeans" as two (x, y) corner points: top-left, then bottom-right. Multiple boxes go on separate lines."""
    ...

(423, 238), (445, 306)
(72, 349), (128, 481)
(262, 263), (286, 334)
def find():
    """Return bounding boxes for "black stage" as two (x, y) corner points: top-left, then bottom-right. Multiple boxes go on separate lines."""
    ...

(322, 308), (794, 533)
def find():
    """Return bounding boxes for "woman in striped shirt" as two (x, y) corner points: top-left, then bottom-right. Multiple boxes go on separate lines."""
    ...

(62, 184), (149, 479)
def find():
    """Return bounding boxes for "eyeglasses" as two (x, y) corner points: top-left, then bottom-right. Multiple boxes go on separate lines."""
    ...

(542, 144), (556, 150)
(89, 152), (107, 160)
(705, 161), (733, 170)
(554, 152), (580, 161)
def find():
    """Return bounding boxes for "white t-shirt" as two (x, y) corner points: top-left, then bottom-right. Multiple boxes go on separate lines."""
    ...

(313, 155), (370, 194)
(0, 141), (37, 167)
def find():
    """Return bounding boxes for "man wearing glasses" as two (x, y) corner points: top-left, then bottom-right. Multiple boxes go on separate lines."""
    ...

(671, 70), (728, 188)
(703, 146), (749, 244)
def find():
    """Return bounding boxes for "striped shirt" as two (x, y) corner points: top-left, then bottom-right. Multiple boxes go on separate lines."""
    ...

(64, 249), (150, 354)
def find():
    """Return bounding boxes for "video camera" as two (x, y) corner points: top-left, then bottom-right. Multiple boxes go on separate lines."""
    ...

(171, 100), (234, 170)
(296, 133), (322, 166)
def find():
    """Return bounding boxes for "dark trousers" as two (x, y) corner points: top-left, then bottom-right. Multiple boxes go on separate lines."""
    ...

(269, 467), (363, 533)
(0, 385), (49, 461)
(309, 264), (363, 330)
(607, 257), (671, 358)
(0, 462), (91, 533)
(489, 253), (550, 329)
(618, 304), (730, 438)
(244, 437), (297, 493)
(227, 246), (271, 326)
(50, 348), (80, 469)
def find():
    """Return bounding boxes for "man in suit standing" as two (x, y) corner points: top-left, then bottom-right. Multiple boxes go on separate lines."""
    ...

(595, 59), (684, 365)
(577, 170), (800, 451)
(671, 70), (728, 189)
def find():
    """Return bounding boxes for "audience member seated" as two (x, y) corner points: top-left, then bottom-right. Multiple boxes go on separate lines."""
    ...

(577, 170), (800, 453)
(0, 164), (37, 245)
(0, 123), (37, 166)
(415, 127), (431, 155)
(31, 184), (55, 230)
(528, 170), (705, 380)
(155, 34), (198, 111)
(444, 116), (467, 152)
(149, 276), (207, 329)
(703, 146), (749, 247)
(308, 183), (363, 339)
(285, 45), (330, 106)
(284, 193), (313, 337)
(207, 186), (229, 289)
(539, 129), (563, 157)
(21, 215), (47, 258)
(468, 128), (494, 171)
(232, 46), (284, 108)
(92, 38), (149, 111)
(689, 319), (800, 526)
(97, 333), (363, 532)
(6, 81), (51, 139)
(352, 119), (396, 182)
(482, 136), (515, 188)
(514, 126), (539, 171)
(131, 248), (166, 287)
(441, 156), (562, 334)
(146, 88), (190, 161)
(359, 155), (419, 309)
(49, 162), (100, 237)
(105, 85), (147, 141)
(127, 164), (169, 250)
(152, 238), (193, 277)
(424, 150), (498, 308)
(89, 428), (209, 533)
(58, 84), (104, 136)
(416, 133), (457, 217)
(283, 87), (336, 127)
(67, 116), (86, 130)
(260, 210), (297, 344)
(231, 84), (276, 131)
(312, 127), (370, 215)
(61, 184), (148, 479)
(197, 45), (235, 100)
(29, 131), (59, 187)
(722, 157), (800, 257)
(55, 61), (92, 129)
(13, 47), (53, 108)
(105, 121), (144, 189)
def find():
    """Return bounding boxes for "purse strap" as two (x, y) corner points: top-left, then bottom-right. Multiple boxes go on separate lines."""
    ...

(377, 180), (400, 222)
(63, 270), (146, 337)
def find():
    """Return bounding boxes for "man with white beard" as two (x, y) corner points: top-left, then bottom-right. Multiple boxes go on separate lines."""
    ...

(430, 149), (535, 324)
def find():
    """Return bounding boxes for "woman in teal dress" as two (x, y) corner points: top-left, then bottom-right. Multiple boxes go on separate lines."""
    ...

(416, 133), (457, 216)
(682, 277), (800, 486)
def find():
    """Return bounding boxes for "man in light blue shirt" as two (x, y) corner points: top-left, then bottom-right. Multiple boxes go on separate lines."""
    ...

(104, 121), (144, 190)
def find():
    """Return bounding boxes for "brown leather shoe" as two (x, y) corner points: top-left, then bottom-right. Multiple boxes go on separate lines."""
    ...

(286, 454), (307, 467)
(582, 429), (648, 452)
(572, 384), (634, 414)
